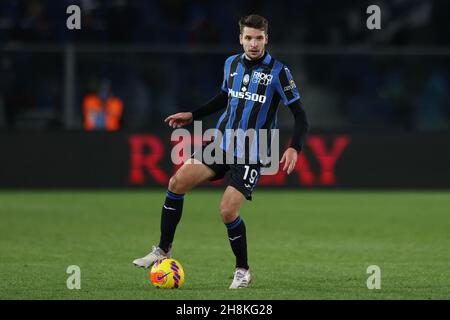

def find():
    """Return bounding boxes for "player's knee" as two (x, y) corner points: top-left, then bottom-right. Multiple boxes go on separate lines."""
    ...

(168, 174), (188, 194)
(219, 202), (238, 223)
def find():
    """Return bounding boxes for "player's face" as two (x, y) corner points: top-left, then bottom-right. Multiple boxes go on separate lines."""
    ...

(240, 27), (268, 60)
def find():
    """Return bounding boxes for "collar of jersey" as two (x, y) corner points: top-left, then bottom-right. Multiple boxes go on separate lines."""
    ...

(239, 51), (272, 68)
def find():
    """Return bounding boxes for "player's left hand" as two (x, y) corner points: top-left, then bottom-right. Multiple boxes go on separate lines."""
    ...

(280, 147), (298, 175)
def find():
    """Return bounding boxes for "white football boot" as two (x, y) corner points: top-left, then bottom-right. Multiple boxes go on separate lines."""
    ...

(229, 268), (252, 289)
(132, 246), (171, 269)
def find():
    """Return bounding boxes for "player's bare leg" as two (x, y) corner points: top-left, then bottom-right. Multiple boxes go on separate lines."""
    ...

(133, 159), (215, 269)
(220, 185), (246, 223)
(220, 186), (252, 288)
(168, 158), (215, 194)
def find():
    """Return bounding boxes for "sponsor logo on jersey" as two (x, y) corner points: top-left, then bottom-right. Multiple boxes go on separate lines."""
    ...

(228, 88), (266, 103)
(283, 79), (297, 92)
(252, 71), (273, 86)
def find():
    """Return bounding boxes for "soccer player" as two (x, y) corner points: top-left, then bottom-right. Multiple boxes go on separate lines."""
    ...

(133, 14), (309, 289)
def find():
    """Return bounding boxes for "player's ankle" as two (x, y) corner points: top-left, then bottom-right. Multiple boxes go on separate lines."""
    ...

(159, 244), (171, 254)
(236, 265), (249, 270)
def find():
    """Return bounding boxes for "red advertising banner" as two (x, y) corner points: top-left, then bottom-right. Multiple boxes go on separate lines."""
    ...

(0, 132), (449, 189)
(127, 134), (351, 187)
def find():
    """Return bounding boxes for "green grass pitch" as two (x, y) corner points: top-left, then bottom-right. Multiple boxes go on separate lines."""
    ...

(0, 190), (449, 300)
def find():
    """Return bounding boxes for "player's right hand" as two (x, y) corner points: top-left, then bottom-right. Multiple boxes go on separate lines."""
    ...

(164, 112), (193, 128)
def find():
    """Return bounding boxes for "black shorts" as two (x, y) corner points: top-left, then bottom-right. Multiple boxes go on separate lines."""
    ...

(191, 142), (261, 200)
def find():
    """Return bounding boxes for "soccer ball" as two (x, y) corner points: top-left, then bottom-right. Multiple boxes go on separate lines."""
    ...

(150, 258), (185, 289)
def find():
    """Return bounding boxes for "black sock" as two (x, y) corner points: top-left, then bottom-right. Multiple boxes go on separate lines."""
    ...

(158, 190), (184, 253)
(225, 216), (249, 270)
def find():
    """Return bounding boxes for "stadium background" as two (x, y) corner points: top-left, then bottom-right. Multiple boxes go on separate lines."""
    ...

(0, 0), (449, 300)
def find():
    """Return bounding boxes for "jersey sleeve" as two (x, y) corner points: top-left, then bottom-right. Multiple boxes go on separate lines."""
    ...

(275, 65), (301, 105)
(221, 62), (228, 93)
(221, 54), (239, 93)
(221, 57), (232, 93)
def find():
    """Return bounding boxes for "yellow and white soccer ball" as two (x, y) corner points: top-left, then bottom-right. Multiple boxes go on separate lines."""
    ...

(150, 258), (185, 289)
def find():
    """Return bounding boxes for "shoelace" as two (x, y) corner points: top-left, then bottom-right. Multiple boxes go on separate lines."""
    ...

(234, 271), (246, 281)
(237, 277), (248, 288)
(147, 246), (157, 257)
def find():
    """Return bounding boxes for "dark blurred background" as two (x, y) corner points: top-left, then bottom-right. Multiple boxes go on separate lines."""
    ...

(1, 0), (450, 189)
(1, 0), (449, 133)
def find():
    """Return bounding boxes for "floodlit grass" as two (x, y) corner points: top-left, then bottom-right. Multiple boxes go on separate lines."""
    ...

(0, 190), (449, 299)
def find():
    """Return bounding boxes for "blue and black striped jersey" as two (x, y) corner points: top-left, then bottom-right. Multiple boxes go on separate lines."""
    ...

(214, 52), (301, 161)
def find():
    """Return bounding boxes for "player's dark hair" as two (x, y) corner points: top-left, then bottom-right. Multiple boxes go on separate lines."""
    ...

(239, 14), (268, 34)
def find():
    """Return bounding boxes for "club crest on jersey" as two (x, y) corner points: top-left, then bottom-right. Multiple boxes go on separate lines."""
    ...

(252, 71), (273, 86)
(243, 74), (250, 85)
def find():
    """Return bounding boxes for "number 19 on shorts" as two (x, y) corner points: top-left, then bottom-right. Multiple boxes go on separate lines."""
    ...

(243, 165), (259, 185)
